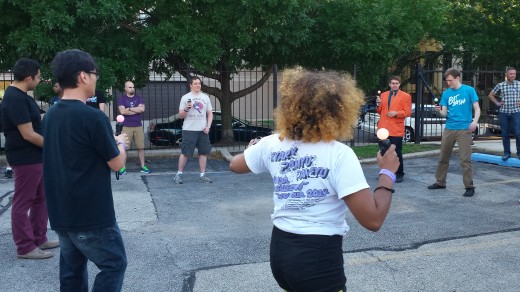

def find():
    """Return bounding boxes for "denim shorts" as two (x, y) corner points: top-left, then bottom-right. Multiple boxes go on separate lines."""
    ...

(270, 226), (347, 292)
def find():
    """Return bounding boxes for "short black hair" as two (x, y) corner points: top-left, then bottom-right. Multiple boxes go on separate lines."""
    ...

(51, 49), (98, 89)
(12, 58), (40, 81)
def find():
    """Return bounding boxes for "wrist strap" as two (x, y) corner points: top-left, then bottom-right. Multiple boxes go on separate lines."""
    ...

(374, 186), (395, 193)
(184, 109), (190, 112)
(379, 169), (396, 183)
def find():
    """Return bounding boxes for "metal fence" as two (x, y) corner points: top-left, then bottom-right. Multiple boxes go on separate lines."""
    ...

(0, 66), (507, 151)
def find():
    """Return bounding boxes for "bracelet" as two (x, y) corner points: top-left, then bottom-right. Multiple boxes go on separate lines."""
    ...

(378, 169), (396, 183)
(495, 102), (500, 106)
(117, 141), (126, 151)
(374, 186), (395, 194)
(184, 109), (190, 112)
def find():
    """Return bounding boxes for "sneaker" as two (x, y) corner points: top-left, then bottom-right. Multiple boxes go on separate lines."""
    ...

(38, 240), (60, 250)
(17, 247), (53, 259)
(118, 167), (126, 175)
(396, 175), (404, 183)
(174, 173), (183, 184)
(463, 188), (475, 197)
(140, 165), (151, 173)
(428, 183), (446, 189)
(502, 153), (511, 161)
(199, 173), (212, 183)
(4, 168), (13, 179)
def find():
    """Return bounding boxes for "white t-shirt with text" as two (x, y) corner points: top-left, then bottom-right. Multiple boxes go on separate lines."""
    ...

(244, 134), (369, 236)
(179, 92), (213, 131)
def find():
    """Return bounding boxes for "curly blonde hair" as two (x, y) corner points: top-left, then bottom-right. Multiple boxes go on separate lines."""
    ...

(275, 68), (365, 143)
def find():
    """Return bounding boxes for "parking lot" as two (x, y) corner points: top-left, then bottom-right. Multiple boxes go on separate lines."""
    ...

(1, 145), (520, 291)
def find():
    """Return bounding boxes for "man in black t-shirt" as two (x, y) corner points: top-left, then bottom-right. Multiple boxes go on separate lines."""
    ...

(43, 49), (128, 291)
(86, 89), (107, 111)
(2, 58), (58, 259)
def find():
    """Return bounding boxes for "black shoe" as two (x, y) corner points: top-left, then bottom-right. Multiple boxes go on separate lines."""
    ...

(428, 183), (446, 189)
(463, 188), (475, 197)
(502, 154), (511, 161)
(396, 176), (404, 183)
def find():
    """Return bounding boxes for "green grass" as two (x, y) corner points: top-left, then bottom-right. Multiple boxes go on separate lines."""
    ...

(352, 143), (440, 159)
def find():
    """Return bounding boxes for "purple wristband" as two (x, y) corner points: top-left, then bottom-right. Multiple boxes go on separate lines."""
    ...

(378, 169), (396, 183)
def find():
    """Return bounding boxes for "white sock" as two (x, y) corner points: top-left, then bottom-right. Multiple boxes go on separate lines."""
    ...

(200, 173), (205, 177)
(177, 171), (183, 175)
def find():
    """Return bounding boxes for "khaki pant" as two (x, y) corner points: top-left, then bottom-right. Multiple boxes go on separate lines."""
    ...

(435, 129), (474, 189)
(122, 126), (145, 149)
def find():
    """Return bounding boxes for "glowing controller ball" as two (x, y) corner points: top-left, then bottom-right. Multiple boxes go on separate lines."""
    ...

(116, 115), (125, 123)
(376, 128), (389, 140)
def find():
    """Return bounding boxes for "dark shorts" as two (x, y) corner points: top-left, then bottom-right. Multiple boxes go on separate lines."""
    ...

(181, 130), (211, 156)
(270, 226), (347, 292)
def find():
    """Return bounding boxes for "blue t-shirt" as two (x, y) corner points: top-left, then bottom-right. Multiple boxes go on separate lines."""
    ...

(440, 84), (479, 130)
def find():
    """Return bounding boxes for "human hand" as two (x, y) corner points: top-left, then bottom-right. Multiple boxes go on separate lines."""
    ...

(469, 122), (478, 132)
(434, 104), (441, 112)
(116, 133), (129, 148)
(377, 144), (399, 173)
(247, 137), (262, 148)
(186, 99), (192, 110)
(376, 96), (381, 107)
(388, 111), (398, 117)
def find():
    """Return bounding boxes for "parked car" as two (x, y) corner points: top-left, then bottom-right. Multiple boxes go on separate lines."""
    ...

(357, 96), (378, 129)
(148, 111), (274, 146)
(359, 103), (479, 141)
(484, 107), (501, 134)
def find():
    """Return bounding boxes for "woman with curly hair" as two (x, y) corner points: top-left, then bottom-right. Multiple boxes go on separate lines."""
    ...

(230, 68), (400, 292)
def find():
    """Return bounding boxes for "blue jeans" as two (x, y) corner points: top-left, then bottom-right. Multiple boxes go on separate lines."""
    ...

(499, 112), (520, 155)
(56, 223), (127, 292)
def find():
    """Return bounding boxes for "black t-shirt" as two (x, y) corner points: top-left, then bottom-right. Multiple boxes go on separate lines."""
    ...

(86, 90), (107, 109)
(42, 99), (120, 231)
(1, 86), (43, 165)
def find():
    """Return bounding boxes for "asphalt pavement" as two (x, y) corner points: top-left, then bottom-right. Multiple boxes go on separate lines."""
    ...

(1, 140), (520, 292)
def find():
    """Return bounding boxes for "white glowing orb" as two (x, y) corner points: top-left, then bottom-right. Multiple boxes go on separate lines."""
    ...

(434, 98), (439, 103)
(377, 128), (389, 140)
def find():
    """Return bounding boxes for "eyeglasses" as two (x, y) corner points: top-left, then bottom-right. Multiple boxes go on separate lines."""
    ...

(87, 71), (99, 80)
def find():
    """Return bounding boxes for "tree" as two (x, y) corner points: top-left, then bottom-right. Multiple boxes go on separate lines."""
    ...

(0, 0), (447, 143)
(432, 0), (520, 70)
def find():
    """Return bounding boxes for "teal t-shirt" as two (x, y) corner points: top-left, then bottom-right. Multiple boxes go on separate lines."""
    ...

(440, 84), (479, 130)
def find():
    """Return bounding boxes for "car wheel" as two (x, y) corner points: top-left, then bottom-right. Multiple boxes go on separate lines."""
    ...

(150, 130), (174, 147)
(404, 127), (415, 142)
(171, 135), (182, 147)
